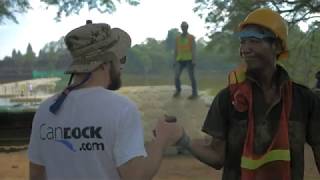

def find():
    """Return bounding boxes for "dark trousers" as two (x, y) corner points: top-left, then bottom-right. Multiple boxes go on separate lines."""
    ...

(316, 80), (320, 89)
(174, 61), (198, 95)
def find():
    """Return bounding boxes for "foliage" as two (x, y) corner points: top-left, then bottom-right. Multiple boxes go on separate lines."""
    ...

(280, 24), (320, 86)
(194, 0), (320, 86)
(1, 23), (320, 88)
(41, 0), (140, 21)
(0, 0), (140, 24)
(0, 0), (31, 24)
(0, 30), (235, 87)
(25, 43), (36, 61)
(194, 0), (320, 33)
(165, 28), (180, 52)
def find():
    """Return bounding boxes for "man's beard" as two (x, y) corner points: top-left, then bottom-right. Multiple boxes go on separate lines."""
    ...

(107, 62), (121, 90)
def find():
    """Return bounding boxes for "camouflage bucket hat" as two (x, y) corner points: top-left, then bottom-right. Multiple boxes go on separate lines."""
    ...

(64, 21), (131, 74)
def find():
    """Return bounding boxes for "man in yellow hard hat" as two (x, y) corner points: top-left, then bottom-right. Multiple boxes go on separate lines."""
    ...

(173, 8), (320, 179)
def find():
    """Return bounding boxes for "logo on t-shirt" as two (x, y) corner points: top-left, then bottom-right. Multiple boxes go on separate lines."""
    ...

(40, 123), (105, 152)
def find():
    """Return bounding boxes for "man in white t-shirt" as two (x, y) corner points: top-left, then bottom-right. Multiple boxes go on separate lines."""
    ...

(28, 20), (183, 180)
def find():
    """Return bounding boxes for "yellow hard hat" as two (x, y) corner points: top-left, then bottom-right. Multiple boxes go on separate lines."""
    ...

(238, 8), (289, 60)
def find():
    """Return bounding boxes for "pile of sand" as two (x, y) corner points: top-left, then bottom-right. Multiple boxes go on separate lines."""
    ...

(118, 85), (213, 141)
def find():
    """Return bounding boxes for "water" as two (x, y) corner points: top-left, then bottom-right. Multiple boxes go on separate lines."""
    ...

(0, 98), (17, 106)
(0, 98), (37, 112)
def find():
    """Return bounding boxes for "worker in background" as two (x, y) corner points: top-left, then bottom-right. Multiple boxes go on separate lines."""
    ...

(173, 21), (198, 99)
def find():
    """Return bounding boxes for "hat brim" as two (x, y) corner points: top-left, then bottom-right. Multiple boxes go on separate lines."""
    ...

(65, 60), (104, 74)
(65, 27), (131, 74)
(235, 30), (275, 39)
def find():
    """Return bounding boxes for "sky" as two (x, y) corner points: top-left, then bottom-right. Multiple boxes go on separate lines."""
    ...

(0, 0), (208, 59)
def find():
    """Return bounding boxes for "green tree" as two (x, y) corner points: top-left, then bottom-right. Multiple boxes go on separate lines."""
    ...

(0, 0), (140, 24)
(2, 56), (12, 61)
(25, 43), (36, 61)
(11, 49), (17, 59)
(11, 49), (24, 61)
(194, 0), (320, 87)
(165, 28), (180, 52)
(194, 0), (320, 32)
(0, 0), (30, 24)
(37, 37), (71, 70)
(280, 24), (320, 86)
(42, 0), (140, 21)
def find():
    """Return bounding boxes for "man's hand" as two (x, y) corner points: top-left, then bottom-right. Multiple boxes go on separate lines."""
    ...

(153, 117), (184, 147)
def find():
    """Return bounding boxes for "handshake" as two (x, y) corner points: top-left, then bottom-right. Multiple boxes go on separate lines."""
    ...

(153, 115), (191, 151)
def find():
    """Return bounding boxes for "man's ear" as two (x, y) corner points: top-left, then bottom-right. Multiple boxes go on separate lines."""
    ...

(272, 39), (283, 57)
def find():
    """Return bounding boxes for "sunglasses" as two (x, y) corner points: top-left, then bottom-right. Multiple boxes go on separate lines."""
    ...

(120, 56), (127, 64)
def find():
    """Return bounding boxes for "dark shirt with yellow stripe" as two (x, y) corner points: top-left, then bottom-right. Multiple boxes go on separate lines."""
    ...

(202, 66), (320, 180)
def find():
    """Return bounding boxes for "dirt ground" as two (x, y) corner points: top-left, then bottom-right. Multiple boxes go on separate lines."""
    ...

(0, 85), (319, 179)
(0, 146), (319, 180)
(0, 150), (221, 180)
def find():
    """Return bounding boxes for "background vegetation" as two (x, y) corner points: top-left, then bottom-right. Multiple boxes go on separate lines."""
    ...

(1, 0), (319, 93)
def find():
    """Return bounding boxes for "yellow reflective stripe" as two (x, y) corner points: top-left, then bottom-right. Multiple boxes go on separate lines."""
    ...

(241, 149), (290, 170)
(236, 71), (246, 83)
(228, 71), (246, 84)
(228, 64), (247, 85)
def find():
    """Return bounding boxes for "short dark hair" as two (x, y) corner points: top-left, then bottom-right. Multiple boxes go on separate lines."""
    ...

(86, 20), (93, 24)
(181, 21), (188, 27)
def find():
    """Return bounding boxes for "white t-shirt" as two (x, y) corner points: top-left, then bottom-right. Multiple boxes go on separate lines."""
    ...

(28, 87), (147, 180)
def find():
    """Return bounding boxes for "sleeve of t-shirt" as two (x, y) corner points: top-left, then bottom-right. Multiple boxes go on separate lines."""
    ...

(202, 88), (230, 140)
(28, 109), (45, 165)
(113, 103), (147, 167)
(306, 91), (320, 146)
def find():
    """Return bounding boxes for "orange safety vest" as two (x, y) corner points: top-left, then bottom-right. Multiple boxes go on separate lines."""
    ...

(176, 34), (193, 61)
(228, 66), (292, 180)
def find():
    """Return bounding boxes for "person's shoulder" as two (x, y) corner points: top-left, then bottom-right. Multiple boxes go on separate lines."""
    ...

(292, 82), (319, 99)
(293, 82), (312, 93)
(215, 87), (230, 99)
(187, 34), (195, 39)
(115, 93), (136, 107)
(110, 93), (140, 115)
(101, 89), (138, 109)
(74, 87), (136, 107)
(37, 94), (59, 110)
(210, 87), (231, 106)
(32, 94), (59, 118)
